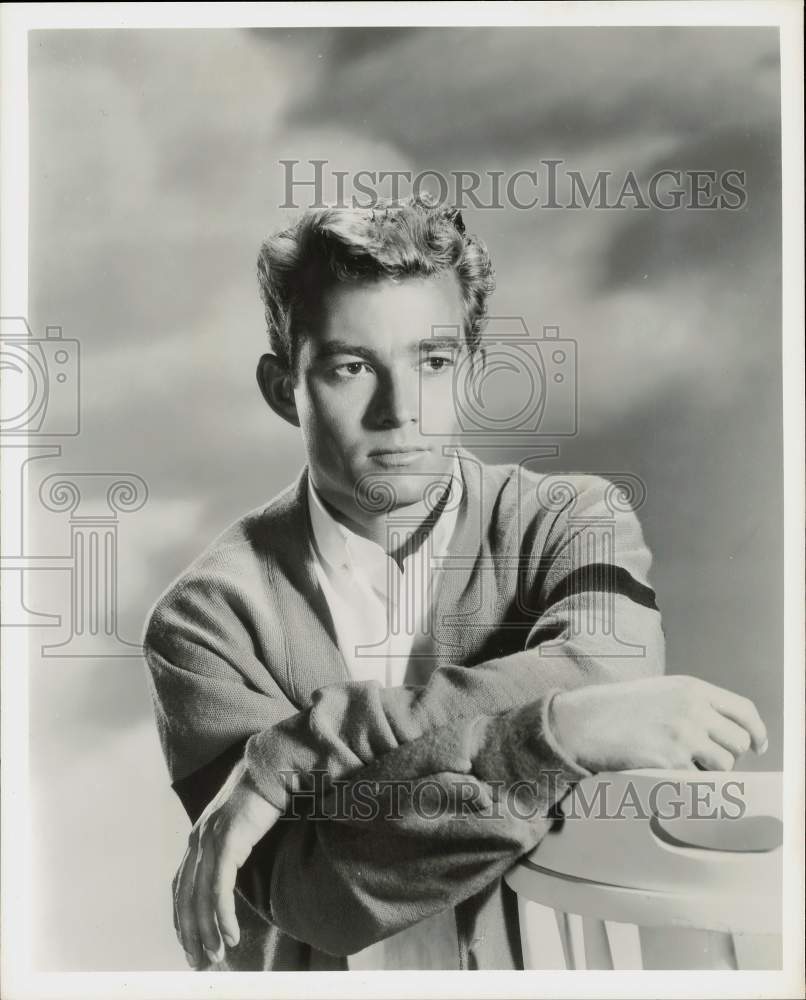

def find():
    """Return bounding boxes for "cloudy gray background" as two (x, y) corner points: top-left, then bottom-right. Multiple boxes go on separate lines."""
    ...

(25, 27), (782, 970)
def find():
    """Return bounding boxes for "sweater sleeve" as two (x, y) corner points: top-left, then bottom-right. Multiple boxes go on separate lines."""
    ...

(176, 692), (588, 959)
(262, 694), (590, 956)
(242, 475), (665, 810)
(142, 570), (300, 785)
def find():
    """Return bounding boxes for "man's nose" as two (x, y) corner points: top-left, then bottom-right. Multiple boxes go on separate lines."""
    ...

(370, 369), (419, 428)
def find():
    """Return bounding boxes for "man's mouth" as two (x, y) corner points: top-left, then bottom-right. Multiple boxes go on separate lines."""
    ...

(368, 447), (430, 466)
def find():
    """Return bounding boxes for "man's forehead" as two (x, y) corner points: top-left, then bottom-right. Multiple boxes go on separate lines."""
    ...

(308, 273), (465, 352)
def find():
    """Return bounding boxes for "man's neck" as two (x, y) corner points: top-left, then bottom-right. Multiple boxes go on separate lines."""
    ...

(314, 490), (444, 553)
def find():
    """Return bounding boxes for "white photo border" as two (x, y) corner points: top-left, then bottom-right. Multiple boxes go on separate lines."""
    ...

(1, 3), (803, 998)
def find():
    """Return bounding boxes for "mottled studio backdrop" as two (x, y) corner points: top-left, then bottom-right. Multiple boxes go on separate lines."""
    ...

(25, 27), (781, 970)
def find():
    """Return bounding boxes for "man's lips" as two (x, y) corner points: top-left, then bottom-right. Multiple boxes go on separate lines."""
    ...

(367, 447), (430, 466)
(368, 447), (429, 456)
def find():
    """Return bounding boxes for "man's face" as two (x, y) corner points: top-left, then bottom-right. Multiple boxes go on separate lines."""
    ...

(292, 272), (467, 518)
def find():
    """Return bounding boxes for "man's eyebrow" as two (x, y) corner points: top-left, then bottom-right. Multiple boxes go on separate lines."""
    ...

(310, 340), (376, 361)
(420, 335), (462, 351)
(311, 336), (463, 360)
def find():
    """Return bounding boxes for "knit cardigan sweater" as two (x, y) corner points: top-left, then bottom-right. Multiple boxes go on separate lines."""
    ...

(142, 449), (665, 971)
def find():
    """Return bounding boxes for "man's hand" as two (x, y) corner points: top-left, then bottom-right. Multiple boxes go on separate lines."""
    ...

(173, 758), (281, 968)
(551, 675), (768, 773)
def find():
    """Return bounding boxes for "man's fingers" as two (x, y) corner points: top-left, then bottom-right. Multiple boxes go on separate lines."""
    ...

(708, 713), (752, 758)
(709, 688), (768, 753)
(176, 847), (203, 968)
(213, 855), (241, 948)
(692, 740), (736, 772)
(172, 769), (277, 968)
(193, 838), (225, 963)
(210, 800), (278, 948)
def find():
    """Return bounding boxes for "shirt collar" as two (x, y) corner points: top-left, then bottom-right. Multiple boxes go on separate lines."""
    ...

(307, 452), (464, 591)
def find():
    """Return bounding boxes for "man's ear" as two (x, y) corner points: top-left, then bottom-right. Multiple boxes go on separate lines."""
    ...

(256, 354), (300, 427)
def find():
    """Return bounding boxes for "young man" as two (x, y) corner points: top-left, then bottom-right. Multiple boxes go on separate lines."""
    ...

(142, 199), (767, 972)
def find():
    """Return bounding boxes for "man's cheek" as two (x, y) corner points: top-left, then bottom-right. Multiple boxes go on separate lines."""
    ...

(439, 392), (462, 436)
(303, 391), (349, 440)
(313, 415), (366, 479)
(421, 383), (459, 435)
(316, 384), (367, 427)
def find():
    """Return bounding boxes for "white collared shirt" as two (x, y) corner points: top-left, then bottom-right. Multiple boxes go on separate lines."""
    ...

(306, 454), (464, 970)
(307, 455), (463, 689)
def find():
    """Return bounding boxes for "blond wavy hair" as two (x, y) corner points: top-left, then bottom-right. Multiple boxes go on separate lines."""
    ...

(256, 197), (496, 373)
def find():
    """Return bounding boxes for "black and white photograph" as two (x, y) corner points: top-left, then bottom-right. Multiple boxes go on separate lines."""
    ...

(1, 3), (803, 998)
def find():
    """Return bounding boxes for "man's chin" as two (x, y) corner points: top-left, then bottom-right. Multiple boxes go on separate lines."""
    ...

(353, 464), (451, 515)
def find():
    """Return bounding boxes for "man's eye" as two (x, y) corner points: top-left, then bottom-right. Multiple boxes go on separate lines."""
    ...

(333, 361), (371, 378)
(422, 355), (455, 373)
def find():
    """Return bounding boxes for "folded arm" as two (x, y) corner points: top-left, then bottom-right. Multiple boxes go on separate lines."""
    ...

(175, 675), (766, 963)
(174, 693), (588, 959)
